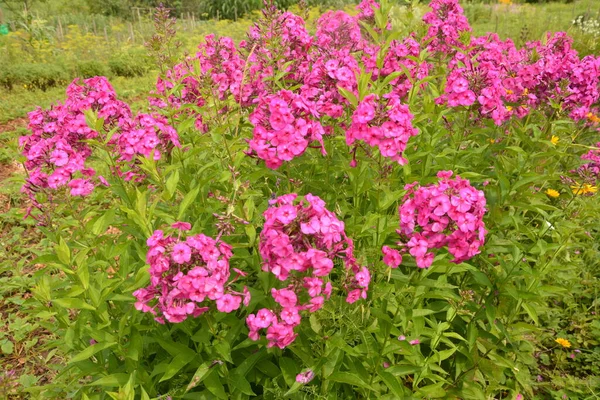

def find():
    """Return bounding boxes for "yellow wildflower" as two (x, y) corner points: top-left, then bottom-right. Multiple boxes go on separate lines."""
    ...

(571, 183), (598, 195)
(545, 189), (560, 198)
(522, 88), (529, 96)
(505, 89), (514, 95)
(550, 136), (559, 145)
(506, 106), (513, 112)
(489, 138), (495, 144)
(587, 112), (600, 124)
(555, 338), (571, 348)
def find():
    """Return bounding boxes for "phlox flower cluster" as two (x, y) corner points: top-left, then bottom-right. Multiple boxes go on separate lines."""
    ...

(247, 194), (368, 348)
(356, 0), (379, 21)
(347, 93), (418, 165)
(315, 10), (364, 52)
(574, 143), (600, 184)
(396, 171), (487, 269)
(20, 77), (180, 216)
(440, 31), (600, 125)
(133, 225), (248, 324)
(422, 0), (471, 55)
(302, 50), (360, 119)
(152, 61), (207, 132)
(151, 0), (423, 170)
(244, 11), (313, 85)
(112, 113), (180, 181)
(20, 77), (131, 214)
(247, 90), (326, 169)
(363, 37), (430, 100)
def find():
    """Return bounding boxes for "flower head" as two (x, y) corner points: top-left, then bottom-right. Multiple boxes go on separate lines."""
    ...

(555, 338), (571, 348)
(545, 188), (560, 198)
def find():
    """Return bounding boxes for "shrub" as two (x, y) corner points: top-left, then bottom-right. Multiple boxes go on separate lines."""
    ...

(15, 0), (600, 398)
(75, 60), (110, 78)
(108, 49), (150, 78)
(0, 63), (68, 91)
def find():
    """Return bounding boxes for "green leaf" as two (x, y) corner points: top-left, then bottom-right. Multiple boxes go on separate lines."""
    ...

(70, 342), (117, 363)
(53, 298), (96, 311)
(178, 186), (200, 219)
(92, 209), (116, 236)
(160, 352), (196, 382)
(309, 314), (322, 334)
(56, 237), (71, 265)
(165, 170), (180, 200)
(386, 365), (420, 376)
(378, 369), (405, 397)
(329, 372), (375, 391)
(204, 369), (228, 399)
(187, 362), (212, 392)
(279, 357), (298, 387)
(88, 373), (130, 387)
(337, 86), (358, 107)
(1, 340), (14, 355)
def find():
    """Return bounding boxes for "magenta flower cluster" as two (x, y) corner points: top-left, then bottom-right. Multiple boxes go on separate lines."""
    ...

(392, 171), (487, 269)
(347, 93), (419, 166)
(247, 194), (368, 348)
(248, 90), (326, 169)
(422, 0), (471, 55)
(133, 223), (249, 324)
(440, 29), (600, 125)
(153, 0), (422, 169)
(20, 77), (180, 216)
(576, 142), (600, 183)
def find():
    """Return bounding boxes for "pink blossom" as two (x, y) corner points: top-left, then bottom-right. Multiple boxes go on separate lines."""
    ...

(296, 370), (315, 384)
(216, 294), (242, 313)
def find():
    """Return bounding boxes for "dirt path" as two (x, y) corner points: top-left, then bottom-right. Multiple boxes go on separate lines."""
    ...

(0, 117), (27, 134)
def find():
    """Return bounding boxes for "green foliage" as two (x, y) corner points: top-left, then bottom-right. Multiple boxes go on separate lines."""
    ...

(108, 49), (151, 78)
(1, 0), (600, 399)
(76, 60), (110, 78)
(0, 63), (68, 91)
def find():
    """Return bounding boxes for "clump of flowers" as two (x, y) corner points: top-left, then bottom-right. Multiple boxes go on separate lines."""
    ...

(133, 224), (248, 324)
(20, 77), (132, 217)
(112, 113), (180, 181)
(247, 90), (326, 169)
(246, 193), (368, 348)
(422, 0), (471, 55)
(396, 171), (487, 268)
(347, 93), (418, 165)
(20, 76), (181, 218)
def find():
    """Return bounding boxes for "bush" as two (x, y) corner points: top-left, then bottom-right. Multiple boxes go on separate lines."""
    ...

(0, 63), (68, 91)
(75, 60), (110, 79)
(12, 0), (600, 398)
(108, 49), (150, 78)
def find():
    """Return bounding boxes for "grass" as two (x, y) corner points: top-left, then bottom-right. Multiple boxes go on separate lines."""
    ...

(464, 0), (600, 52)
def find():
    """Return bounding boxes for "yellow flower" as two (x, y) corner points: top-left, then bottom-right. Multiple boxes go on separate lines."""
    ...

(571, 183), (598, 195)
(545, 189), (560, 198)
(506, 106), (513, 112)
(489, 138), (495, 144)
(555, 338), (571, 348)
(587, 112), (600, 124)
(522, 88), (529, 96)
(505, 89), (514, 95)
(550, 136), (559, 145)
